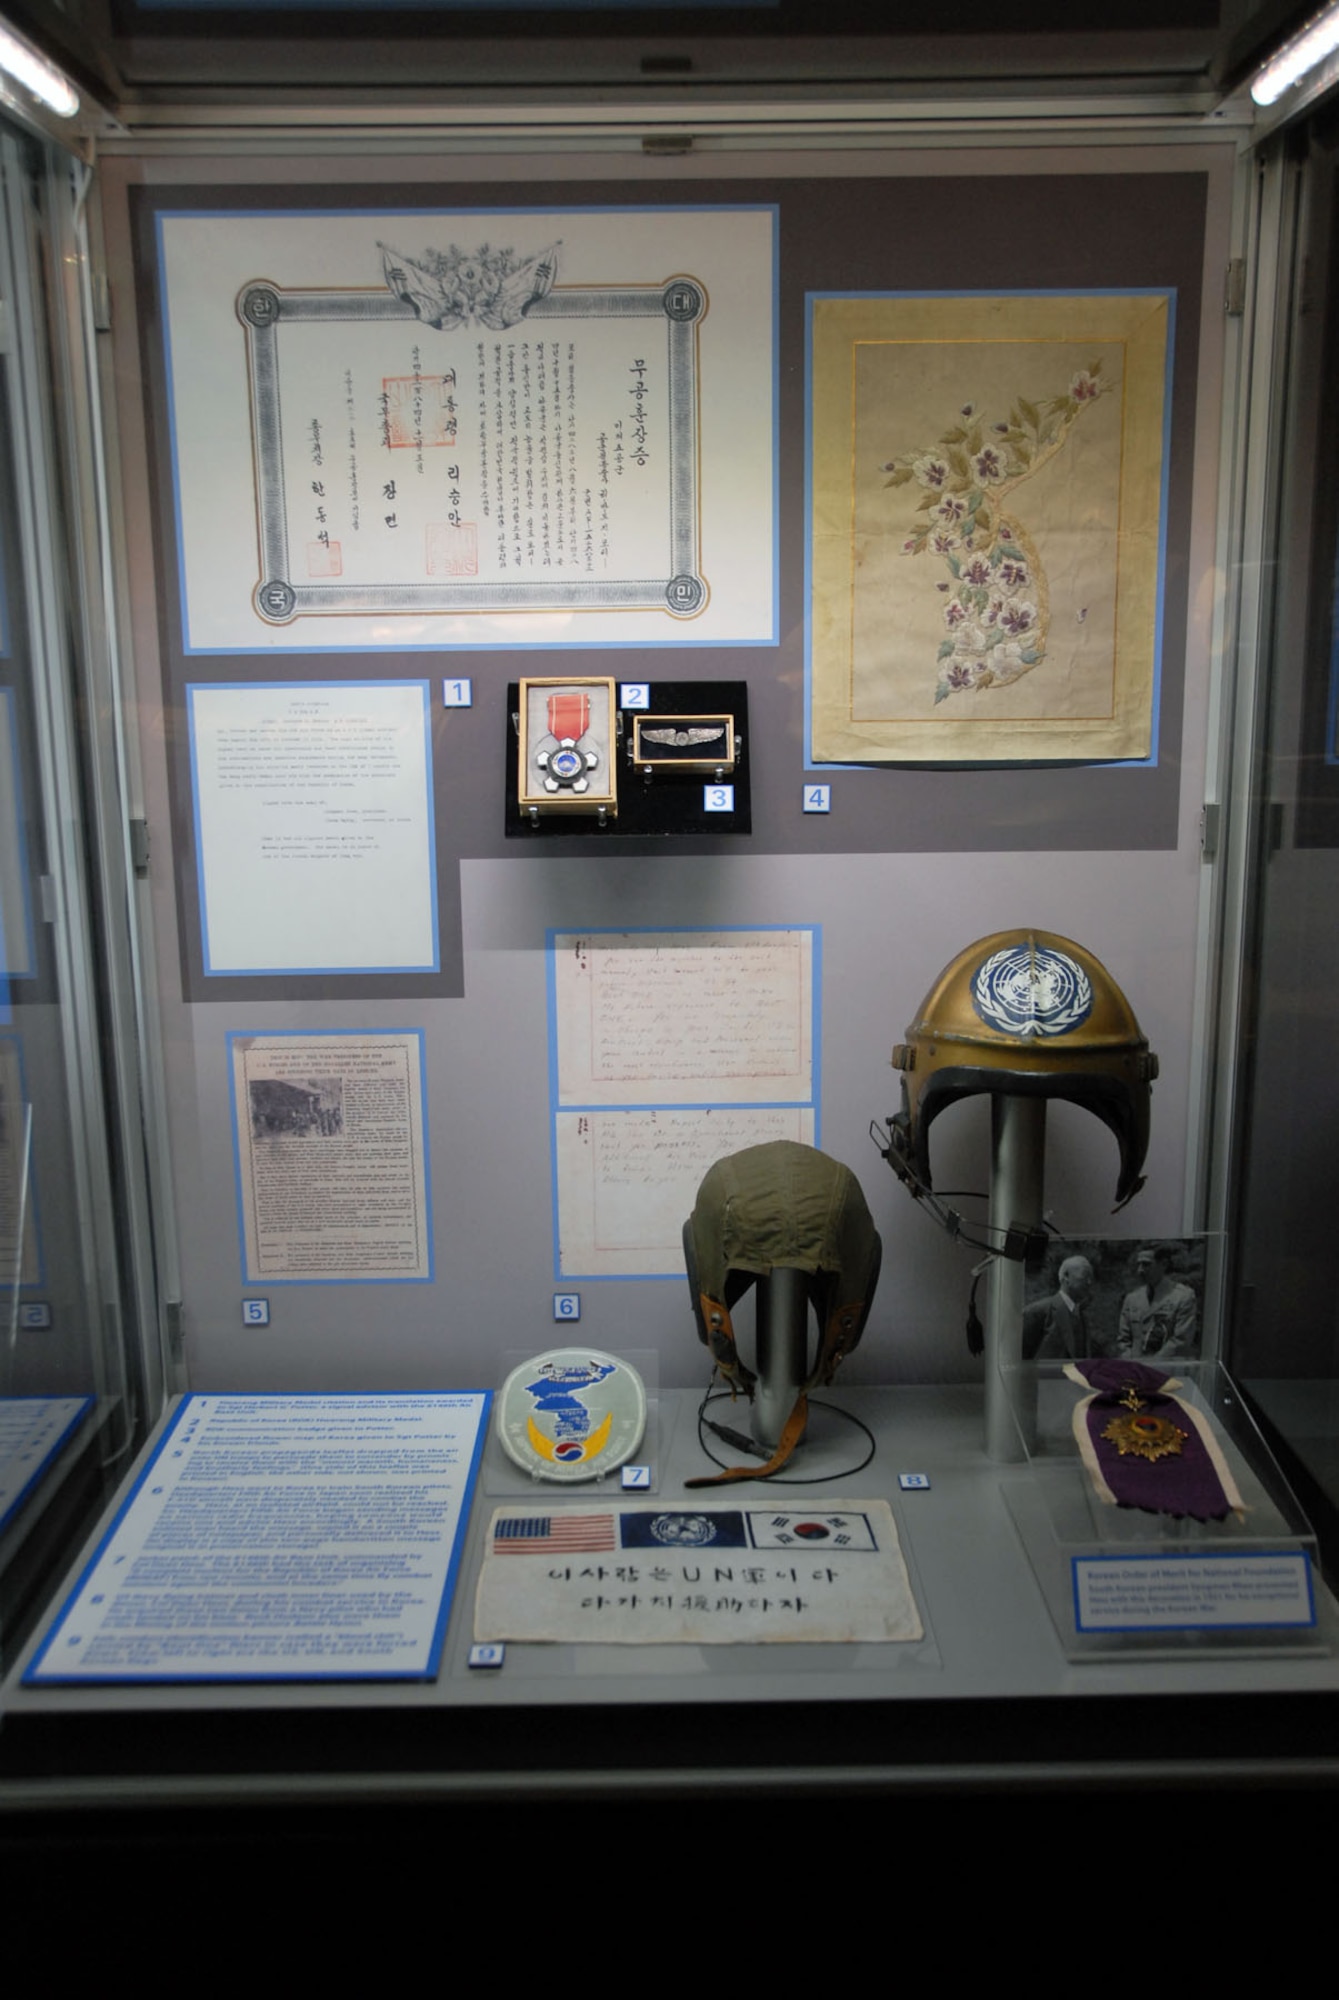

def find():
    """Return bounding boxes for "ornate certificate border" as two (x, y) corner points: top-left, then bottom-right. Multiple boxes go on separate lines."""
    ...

(240, 276), (705, 625)
(807, 290), (1172, 765)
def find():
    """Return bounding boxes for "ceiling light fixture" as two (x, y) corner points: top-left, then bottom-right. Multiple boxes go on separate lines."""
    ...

(1251, 1), (1339, 105)
(0, 23), (79, 119)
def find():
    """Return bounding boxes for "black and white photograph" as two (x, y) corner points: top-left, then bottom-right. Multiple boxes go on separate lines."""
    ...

(1023, 1236), (1204, 1362)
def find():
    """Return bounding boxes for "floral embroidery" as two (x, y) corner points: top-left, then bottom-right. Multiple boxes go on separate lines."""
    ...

(880, 360), (1110, 703)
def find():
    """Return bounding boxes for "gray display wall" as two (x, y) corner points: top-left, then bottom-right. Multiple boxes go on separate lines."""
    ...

(95, 140), (1234, 1396)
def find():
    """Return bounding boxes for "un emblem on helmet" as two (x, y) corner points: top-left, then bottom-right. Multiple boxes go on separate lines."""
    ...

(971, 942), (1093, 1038)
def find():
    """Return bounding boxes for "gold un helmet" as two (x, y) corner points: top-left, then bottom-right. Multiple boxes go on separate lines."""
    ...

(888, 929), (1158, 1210)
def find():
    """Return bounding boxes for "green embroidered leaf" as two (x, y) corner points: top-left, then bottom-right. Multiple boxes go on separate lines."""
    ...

(884, 466), (914, 487)
(937, 639), (955, 660)
(934, 682), (951, 704)
(1018, 397), (1039, 428)
(947, 554), (961, 576)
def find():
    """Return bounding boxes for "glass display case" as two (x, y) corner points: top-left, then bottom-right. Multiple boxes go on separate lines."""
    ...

(3, 1), (1339, 1818)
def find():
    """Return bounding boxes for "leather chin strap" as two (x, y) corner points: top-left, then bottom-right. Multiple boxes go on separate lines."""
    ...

(685, 1391), (811, 1488)
(687, 1292), (863, 1486)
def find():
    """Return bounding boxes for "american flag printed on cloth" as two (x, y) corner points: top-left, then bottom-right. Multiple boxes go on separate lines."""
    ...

(492, 1514), (617, 1554)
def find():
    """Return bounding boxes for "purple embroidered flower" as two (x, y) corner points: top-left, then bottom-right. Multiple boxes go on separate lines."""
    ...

(914, 455), (950, 489)
(998, 520), (1015, 541)
(936, 496), (967, 525)
(930, 530), (960, 557)
(959, 552), (993, 589)
(943, 599), (968, 629)
(945, 662), (976, 690)
(1001, 602), (1036, 636)
(996, 558), (1031, 592)
(1070, 370), (1101, 403)
(960, 403), (975, 418)
(973, 446), (1005, 484)
(903, 537), (920, 554)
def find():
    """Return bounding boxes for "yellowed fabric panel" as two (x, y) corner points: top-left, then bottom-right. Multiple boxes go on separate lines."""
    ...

(810, 293), (1168, 763)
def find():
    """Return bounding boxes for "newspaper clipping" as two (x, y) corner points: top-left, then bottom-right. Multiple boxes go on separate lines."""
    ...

(229, 1031), (431, 1282)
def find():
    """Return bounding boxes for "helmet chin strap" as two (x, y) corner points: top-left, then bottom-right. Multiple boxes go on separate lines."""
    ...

(686, 1288), (866, 1485)
(685, 1389), (812, 1487)
(870, 1116), (1047, 1262)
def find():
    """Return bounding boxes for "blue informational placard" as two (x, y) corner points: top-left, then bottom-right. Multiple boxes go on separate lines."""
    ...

(0, 1398), (94, 1534)
(26, 1393), (491, 1683)
(1071, 1550), (1317, 1633)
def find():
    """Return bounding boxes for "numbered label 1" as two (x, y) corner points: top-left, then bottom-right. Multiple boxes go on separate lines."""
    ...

(241, 1298), (271, 1326)
(620, 683), (650, 710)
(803, 784), (832, 814)
(703, 784), (734, 814)
(553, 1292), (581, 1321)
(442, 678), (473, 708)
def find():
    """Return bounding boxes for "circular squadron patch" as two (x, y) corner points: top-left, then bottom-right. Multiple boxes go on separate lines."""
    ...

(497, 1348), (647, 1484)
(971, 942), (1093, 1038)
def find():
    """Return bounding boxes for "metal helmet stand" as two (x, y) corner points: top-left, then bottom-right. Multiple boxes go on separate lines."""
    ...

(984, 1095), (1046, 1462)
(753, 1267), (809, 1451)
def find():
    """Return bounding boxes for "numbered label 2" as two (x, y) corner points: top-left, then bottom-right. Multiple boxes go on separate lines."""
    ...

(620, 683), (650, 710)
